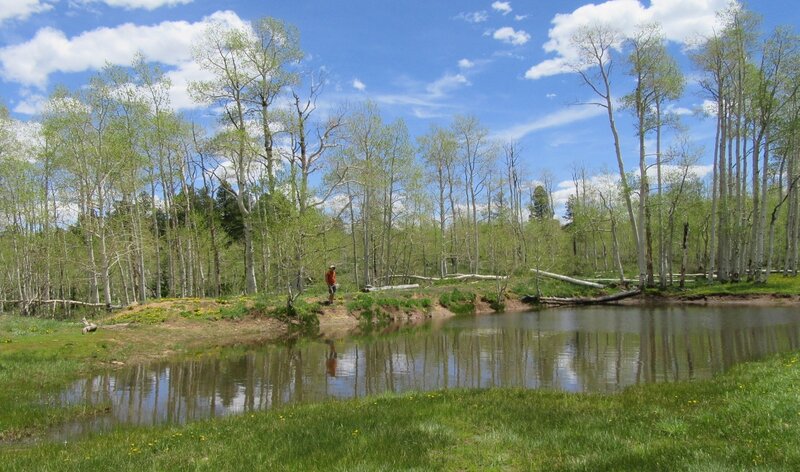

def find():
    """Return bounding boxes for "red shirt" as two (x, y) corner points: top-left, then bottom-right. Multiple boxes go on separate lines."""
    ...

(326, 269), (336, 286)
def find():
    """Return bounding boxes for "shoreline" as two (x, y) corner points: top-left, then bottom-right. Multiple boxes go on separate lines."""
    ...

(617, 292), (800, 307)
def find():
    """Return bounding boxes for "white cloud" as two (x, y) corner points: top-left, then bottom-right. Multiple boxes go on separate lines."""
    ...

(426, 73), (469, 97)
(0, 0), (53, 24)
(80, 0), (192, 10)
(162, 61), (215, 111)
(0, 10), (248, 88)
(492, 105), (605, 141)
(455, 11), (488, 23)
(664, 103), (692, 116)
(701, 99), (717, 116)
(373, 72), (468, 118)
(458, 58), (475, 69)
(525, 57), (571, 80)
(12, 91), (47, 115)
(525, 0), (732, 80)
(493, 27), (530, 46)
(352, 78), (366, 91)
(514, 14), (528, 21)
(546, 93), (557, 99)
(491, 1), (512, 15)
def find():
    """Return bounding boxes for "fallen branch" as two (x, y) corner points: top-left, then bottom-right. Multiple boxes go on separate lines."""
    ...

(532, 289), (642, 306)
(530, 269), (605, 288)
(363, 284), (420, 292)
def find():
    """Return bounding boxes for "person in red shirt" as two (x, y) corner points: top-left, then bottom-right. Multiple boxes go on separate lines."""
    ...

(325, 265), (337, 304)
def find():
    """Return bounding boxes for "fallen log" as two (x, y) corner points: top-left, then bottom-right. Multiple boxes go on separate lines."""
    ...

(3, 299), (122, 309)
(586, 278), (636, 283)
(530, 269), (605, 289)
(380, 275), (442, 282)
(81, 317), (98, 334)
(537, 289), (641, 306)
(380, 274), (508, 282)
(363, 284), (420, 292)
(445, 274), (508, 281)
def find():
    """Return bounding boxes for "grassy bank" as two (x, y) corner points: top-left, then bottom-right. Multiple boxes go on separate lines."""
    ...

(2, 351), (798, 471)
(676, 275), (800, 298)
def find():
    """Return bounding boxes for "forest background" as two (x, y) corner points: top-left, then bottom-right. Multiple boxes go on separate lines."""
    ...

(2, 1), (800, 312)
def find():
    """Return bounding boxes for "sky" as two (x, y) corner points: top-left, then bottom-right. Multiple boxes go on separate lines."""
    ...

(1, 0), (798, 212)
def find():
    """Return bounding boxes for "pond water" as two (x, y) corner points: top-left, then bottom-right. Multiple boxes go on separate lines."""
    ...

(53, 305), (800, 438)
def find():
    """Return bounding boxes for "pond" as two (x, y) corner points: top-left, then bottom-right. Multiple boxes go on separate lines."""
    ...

(53, 305), (800, 438)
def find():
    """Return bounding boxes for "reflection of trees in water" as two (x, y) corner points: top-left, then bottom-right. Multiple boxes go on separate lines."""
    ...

(66, 310), (800, 430)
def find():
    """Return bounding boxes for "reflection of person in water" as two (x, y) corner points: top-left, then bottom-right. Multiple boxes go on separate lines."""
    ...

(325, 339), (337, 377)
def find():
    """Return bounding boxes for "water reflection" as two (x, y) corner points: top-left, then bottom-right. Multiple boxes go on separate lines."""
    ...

(55, 305), (800, 437)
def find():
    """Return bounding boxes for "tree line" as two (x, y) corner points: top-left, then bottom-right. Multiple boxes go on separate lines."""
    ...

(1, 6), (799, 314)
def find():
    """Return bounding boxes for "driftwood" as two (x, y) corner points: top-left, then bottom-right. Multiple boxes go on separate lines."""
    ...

(81, 317), (98, 334)
(363, 284), (420, 292)
(531, 289), (641, 306)
(530, 269), (605, 289)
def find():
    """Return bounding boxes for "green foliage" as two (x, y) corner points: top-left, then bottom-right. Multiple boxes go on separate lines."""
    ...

(438, 288), (476, 315)
(346, 293), (431, 327)
(481, 292), (505, 312)
(357, 306), (391, 327)
(0, 317), (62, 337)
(510, 277), (601, 299)
(215, 182), (244, 243)
(530, 184), (553, 220)
(269, 300), (321, 334)
(217, 302), (250, 320)
(346, 293), (375, 312)
(677, 275), (800, 297)
(347, 293), (431, 314)
(111, 307), (168, 324)
(178, 309), (204, 320)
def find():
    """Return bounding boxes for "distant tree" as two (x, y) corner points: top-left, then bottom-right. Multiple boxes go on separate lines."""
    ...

(215, 182), (245, 244)
(531, 185), (553, 220)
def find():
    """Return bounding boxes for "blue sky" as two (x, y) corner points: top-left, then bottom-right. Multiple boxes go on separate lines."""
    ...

(1, 0), (798, 205)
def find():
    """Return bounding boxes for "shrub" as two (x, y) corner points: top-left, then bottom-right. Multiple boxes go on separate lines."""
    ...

(269, 300), (321, 334)
(218, 302), (249, 320)
(439, 289), (476, 315)
(482, 292), (505, 312)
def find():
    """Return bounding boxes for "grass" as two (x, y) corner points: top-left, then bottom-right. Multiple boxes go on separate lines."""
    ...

(346, 293), (433, 327)
(438, 288), (477, 315)
(0, 316), (117, 441)
(268, 299), (322, 334)
(676, 274), (800, 297)
(510, 276), (605, 299)
(2, 351), (799, 471)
